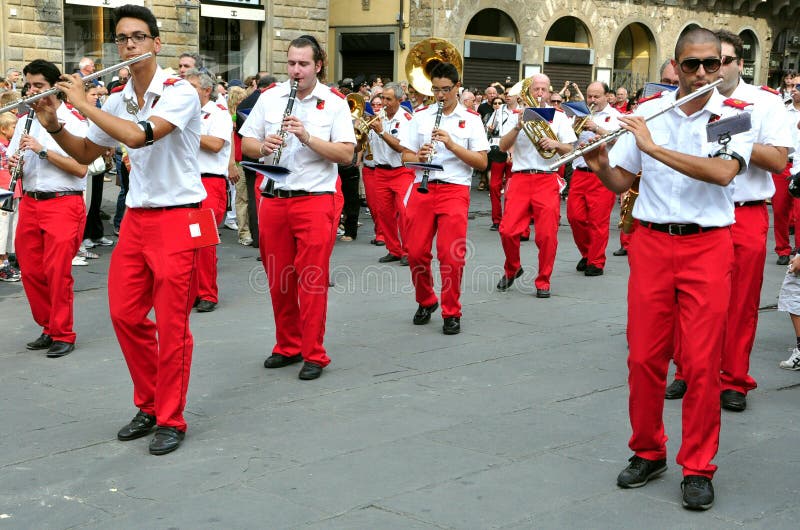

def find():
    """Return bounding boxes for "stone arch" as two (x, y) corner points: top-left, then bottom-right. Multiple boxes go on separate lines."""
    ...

(460, 8), (522, 89)
(737, 28), (760, 84)
(612, 22), (657, 93)
(541, 16), (595, 94)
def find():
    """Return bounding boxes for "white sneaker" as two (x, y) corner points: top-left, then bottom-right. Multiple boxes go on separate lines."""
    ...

(223, 219), (239, 231)
(82, 238), (96, 249)
(779, 348), (800, 370)
(72, 256), (88, 266)
(238, 237), (253, 246)
(93, 236), (114, 246)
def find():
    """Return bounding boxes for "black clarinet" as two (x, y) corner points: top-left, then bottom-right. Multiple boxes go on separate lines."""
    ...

(417, 101), (444, 194)
(1, 109), (35, 213)
(263, 79), (299, 197)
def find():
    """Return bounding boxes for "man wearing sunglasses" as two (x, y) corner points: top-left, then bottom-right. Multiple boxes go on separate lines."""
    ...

(583, 27), (755, 511)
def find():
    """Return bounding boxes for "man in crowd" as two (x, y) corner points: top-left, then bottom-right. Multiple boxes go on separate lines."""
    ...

(178, 52), (203, 78)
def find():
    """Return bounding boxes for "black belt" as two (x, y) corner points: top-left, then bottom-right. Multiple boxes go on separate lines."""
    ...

(263, 190), (334, 199)
(140, 202), (201, 211)
(201, 173), (226, 179)
(642, 222), (724, 236)
(574, 166), (591, 172)
(515, 169), (554, 174)
(376, 164), (403, 170)
(25, 190), (83, 200)
(426, 180), (455, 185)
(735, 200), (766, 207)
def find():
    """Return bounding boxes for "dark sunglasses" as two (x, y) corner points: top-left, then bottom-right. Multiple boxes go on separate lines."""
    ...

(721, 55), (738, 66)
(679, 57), (722, 74)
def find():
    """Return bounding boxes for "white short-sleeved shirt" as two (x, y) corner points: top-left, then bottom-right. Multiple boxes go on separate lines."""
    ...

(572, 104), (622, 169)
(729, 82), (794, 201)
(608, 88), (754, 226)
(398, 103), (489, 186)
(499, 106), (577, 172)
(486, 104), (515, 148)
(198, 100), (233, 177)
(239, 80), (356, 192)
(370, 109), (414, 167)
(10, 103), (88, 192)
(787, 105), (800, 174)
(88, 66), (206, 208)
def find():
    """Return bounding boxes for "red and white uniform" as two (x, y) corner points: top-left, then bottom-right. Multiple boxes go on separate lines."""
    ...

(10, 103), (88, 344)
(239, 80), (355, 367)
(197, 100), (233, 305)
(485, 104), (514, 225)
(772, 100), (800, 257)
(399, 103), (488, 319)
(88, 67), (204, 432)
(567, 104), (621, 269)
(498, 106), (577, 290)
(361, 133), (384, 243)
(370, 109), (415, 258)
(607, 88), (754, 479)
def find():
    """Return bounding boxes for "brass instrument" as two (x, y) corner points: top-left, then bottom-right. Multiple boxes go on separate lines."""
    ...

(519, 96), (559, 159)
(0, 53), (153, 113)
(573, 103), (596, 135)
(1, 109), (35, 212)
(346, 93), (385, 149)
(262, 79), (299, 197)
(618, 174), (641, 234)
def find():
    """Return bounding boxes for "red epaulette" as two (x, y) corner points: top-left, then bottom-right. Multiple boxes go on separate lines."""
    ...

(403, 112), (413, 121)
(760, 85), (780, 95)
(216, 103), (227, 111)
(163, 77), (181, 87)
(110, 85), (125, 94)
(65, 102), (87, 121)
(330, 87), (345, 99)
(637, 91), (663, 104)
(555, 107), (564, 113)
(513, 108), (522, 114)
(466, 107), (480, 116)
(723, 98), (752, 110)
(417, 105), (430, 112)
(260, 83), (276, 93)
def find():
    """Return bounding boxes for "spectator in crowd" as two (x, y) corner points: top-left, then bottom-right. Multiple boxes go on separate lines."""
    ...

(0, 111), (20, 281)
(5, 67), (21, 90)
(227, 85), (252, 246)
(178, 52), (203, 78)
(779, 70), (796, 104)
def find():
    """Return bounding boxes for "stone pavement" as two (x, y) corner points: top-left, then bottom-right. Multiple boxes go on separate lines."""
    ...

(1, 182), (799, 529)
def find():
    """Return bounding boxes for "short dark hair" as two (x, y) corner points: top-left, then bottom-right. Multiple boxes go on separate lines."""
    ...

(429, 62), (459, 85)
(290, 35), (327, 82)
(257, 75), (276, 88)
(715, 29), (744, 60)
(23, 59), (61, 88)
(114, 4), (159, 38)
(674, 27), (719, 61)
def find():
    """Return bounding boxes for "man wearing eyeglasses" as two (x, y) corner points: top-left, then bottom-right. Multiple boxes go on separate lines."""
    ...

(31, 4), (205, 456)
(583, 27), (755, 510)
(399, 63), (489, 335)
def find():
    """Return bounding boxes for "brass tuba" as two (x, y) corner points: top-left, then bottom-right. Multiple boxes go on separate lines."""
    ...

(404, 38), (463, 96)
(510, 78), (559, 159)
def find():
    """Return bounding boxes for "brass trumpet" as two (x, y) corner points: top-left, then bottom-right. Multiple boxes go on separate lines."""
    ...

(573, 103), (596, 135)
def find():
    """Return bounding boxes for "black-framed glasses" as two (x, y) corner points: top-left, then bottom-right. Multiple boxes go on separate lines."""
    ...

(679, 57), (722, 74)
(721, 55), (738, 66)
(114, 33), (154, 45)
(492, 101), (503, 106)
(431, 85), (455, 94)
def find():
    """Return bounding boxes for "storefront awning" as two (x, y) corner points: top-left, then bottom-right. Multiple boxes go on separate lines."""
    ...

(65, 0), (144, 7)
(201, 2), (265, 21)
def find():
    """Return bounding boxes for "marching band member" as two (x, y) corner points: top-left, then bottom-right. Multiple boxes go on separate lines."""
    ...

(184, 68), (233, 313)
(495, 74), (576, 298)
(369, 82), (414, 263)
(34, 4), (206, 455)
(485, 95), (513, 231)
(9, 59), (88, 358)
(240, 35), (355, 380)
(359, 102), (384, 246)
(583, 28), (755, 510)
(566, 81), (621, 276)
(772, 76), (800, 265)
(399, 62), (488, 335)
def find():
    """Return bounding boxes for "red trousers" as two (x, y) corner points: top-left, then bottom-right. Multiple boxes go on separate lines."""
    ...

(258, 194), (335, 366)
(499, 172), (560, 289)
(16, 194), (85, 343)
(197, 177), (227, 304)
(108, 208), (199, 431)
(567, 169), (616, 268)
(627, 225), (732, 478)
(405, 182), (470, 319)
(772, 163), (799, 256)
(489, 160), (511, 225)
(720, 204), (768, 394)
(331, 177), (344, 248)
(373, 167), (414, 257)
(361, 166), (384, 241)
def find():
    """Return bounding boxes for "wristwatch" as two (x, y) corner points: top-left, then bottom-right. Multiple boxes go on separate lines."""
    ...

(38, 147), (48, 160)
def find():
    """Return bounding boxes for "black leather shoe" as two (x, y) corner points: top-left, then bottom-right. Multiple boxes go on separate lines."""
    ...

(400, 255), (409, 266)
(520, 235), (530, 242)
(490, 223), (499, 231)
(536, 288), (551, 298)
(372, 240), (385, 246)
(617, 455), (667, 488)
(264, 353), (303, 369)
(665, 379), (687, 399)
(497, 268), (524, 291)
(681, 475), (714, 510)
(613, 247), (628, 256)
(196, 299), (217, 312)
(46, 341), (75, 358)
(26, 333), (53, 350)
(149, 426), (185, 455)
(721, 389), (746, 411)
(576, 257), (588, 272)
(298, 362), (323, 380)
(443, 317), (461, 335)
(777, 255), (790, 265)
(413, 302), (439, 325)
(379, 253), (401, 263)
(584, 265), (604, 276)
(117, 410), (157, 441)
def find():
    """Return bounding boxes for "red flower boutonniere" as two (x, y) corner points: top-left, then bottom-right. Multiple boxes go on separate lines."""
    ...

(605, 116), (611, 122)
(458, 119), (465, 128)
(316, 99), (325, 110)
